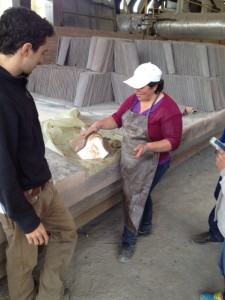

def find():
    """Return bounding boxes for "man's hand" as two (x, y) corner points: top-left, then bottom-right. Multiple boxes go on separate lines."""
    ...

(25, 223), (49, 246)
(216, 149), (225, 172)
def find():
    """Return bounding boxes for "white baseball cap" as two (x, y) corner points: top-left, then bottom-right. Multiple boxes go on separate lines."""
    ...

(123, 62), (162, 89)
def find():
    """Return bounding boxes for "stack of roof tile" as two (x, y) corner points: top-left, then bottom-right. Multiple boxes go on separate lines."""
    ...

(28, 64), (53, 96)
(66, 37), (91, 68)
(163, 74), (225, 112)
(28, 36), (225, 113)
(48, 66), (85, 102)
(74, 71), (114, 107)
(207, 43), (225, 77)
(114, 40), (139, 76)
(171, 41), (210, 77)
(134, 40), (174, 74)
(56, 36), (91, 69)
(56, 37), (71, 66)
(28, 65), (86, 105)
(111, 73), (133, 104)
(86, 36), (114, 73)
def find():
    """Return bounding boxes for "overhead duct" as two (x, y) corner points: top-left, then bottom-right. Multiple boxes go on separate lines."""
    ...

(153, 12), (225, 40)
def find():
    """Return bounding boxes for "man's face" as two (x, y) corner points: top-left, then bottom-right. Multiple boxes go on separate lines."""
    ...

(22, 38), (49, 75)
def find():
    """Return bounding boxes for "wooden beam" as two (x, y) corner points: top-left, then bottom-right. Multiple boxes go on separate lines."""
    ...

(74, 191), (123, 228)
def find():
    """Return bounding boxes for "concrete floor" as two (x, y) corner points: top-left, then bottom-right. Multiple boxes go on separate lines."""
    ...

(0, 144), (224, 300)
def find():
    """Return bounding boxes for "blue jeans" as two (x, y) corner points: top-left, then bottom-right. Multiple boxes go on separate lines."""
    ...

(208, 176), (224, 242)
(122, 160), (170, 246)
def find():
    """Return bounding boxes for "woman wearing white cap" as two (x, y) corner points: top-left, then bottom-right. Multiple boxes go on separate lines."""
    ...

(81, 62), (182, 262)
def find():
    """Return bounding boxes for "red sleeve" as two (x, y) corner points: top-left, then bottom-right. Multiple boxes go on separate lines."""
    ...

(161, 113), (182, 150)
(147, 94), (182, 151)
(111, 94), (136, 128)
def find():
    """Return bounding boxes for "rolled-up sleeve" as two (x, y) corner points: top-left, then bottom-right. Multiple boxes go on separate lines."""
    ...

(161, 113), (183, 150)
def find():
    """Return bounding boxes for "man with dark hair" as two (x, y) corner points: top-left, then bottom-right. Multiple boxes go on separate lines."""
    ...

(0, 7), (77, 300)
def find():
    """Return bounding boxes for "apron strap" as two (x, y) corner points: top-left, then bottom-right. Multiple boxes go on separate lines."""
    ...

(147, 92), (160, 117)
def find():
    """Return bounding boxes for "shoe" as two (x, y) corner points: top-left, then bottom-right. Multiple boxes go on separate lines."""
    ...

(138, 229), (151, 236)
(63, 288), (71, 300)
(138, 225), (151, 237)
(191, 231), (217, 244)
(200, 291), (224, 300)
(118, 243), (135, 263)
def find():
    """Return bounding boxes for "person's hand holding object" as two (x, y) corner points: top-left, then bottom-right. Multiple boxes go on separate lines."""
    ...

(216, 148), (225, 172)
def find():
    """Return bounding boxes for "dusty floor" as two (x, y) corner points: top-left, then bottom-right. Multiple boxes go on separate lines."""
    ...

(0, 145), (225, 300)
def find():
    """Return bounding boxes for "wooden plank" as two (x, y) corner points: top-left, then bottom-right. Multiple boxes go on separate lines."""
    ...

(171, 139), (210, 169)
(171, 132), (222, 169)
(74, 191), (123, 228)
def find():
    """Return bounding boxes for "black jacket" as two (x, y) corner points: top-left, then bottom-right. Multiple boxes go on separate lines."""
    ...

(0, 67), (51, 233)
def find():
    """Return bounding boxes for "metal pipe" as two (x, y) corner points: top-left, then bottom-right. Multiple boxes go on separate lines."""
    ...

(153, 12), (225, 40)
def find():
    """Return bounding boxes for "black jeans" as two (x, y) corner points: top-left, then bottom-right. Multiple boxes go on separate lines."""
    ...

(208, 176), (224, 242)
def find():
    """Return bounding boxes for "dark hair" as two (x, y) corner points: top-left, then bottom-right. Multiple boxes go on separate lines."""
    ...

(0, 7), (54, 55)
(147, 79), (164, 93)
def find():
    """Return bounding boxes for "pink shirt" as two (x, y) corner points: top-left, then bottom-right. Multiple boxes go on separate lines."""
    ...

(112, 93), (182, 164)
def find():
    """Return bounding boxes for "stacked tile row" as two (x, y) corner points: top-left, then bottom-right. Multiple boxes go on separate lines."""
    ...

(163, 74), (218, 112)
(28, 36), (225, 112)
(29, 36), (115, 107)
(28, 65), (114, 107)
(55, 36), (225, 79)
(125, 39), (225, 111)
(56, 36), (114, 73)
(167, 76), (225, 112)
(28, 65), (86, 105)
(134, 39), (225, 77)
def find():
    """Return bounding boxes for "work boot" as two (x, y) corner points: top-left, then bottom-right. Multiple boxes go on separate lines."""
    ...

(63, 288), (71, 300)
(200, 291), (224, 300)
(138, 228), (151, 237)
(118, 243), (135, 263)
(191, 231), (218, 244)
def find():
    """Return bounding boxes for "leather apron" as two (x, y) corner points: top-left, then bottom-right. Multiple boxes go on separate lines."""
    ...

(121, 101), (159, 234)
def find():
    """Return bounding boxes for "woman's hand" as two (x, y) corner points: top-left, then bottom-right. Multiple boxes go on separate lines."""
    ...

(216, 149), (225, 172)
(79, 117), (118, 138)
(80, 125), (100, 138)
(133, 144), (146, 159)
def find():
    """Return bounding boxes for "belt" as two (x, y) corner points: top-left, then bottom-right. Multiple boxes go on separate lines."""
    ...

(23, 179), (52, 197)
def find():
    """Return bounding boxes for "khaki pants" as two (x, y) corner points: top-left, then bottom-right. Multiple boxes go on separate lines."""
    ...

(0, 182), (77, 300)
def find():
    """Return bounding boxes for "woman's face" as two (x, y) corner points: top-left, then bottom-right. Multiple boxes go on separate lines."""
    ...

(135, 85), (156, 102)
